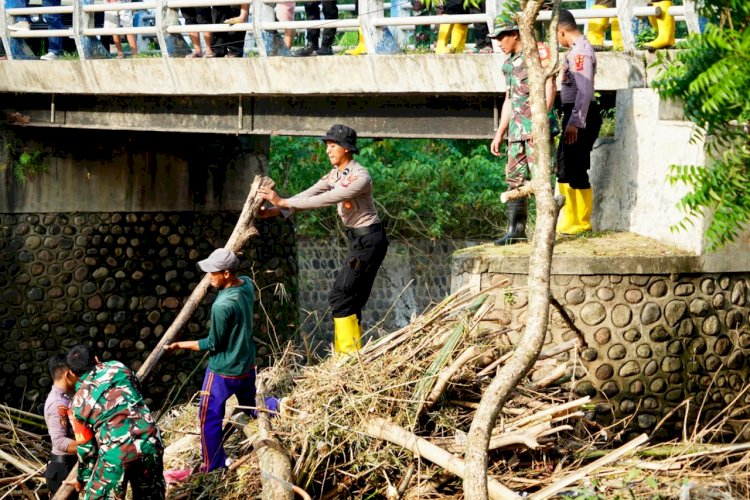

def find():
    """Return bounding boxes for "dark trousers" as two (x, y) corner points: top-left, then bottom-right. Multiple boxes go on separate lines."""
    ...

(557, 102), (602, 189)
(45, 455), (76, 499)
(124, 454), (166, 499)
(211, 6), (244, 56)
(329, 226), (388, 320)
(303, 1), (338, 48)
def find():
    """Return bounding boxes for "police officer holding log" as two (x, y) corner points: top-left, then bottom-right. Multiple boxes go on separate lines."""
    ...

(259, 124), (388, 356)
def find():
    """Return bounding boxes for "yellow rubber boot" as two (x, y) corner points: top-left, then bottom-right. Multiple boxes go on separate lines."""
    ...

(345, 28), (367, 55)
(576, 188), (593, 233)
(333, 314), (361, 355)
(556, 182), (577, 234)
(450, 23), (468, 53)
(586, 5), (610, 49)
(565, 188), (593, 234)
(435, 22), (452, 54)
(610, 17), (623, 50)
(644, 1), (675, 50)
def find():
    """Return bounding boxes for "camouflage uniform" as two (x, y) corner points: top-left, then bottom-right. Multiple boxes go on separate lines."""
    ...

(502, 45), (558, 190)
(69, 361), (165, 500)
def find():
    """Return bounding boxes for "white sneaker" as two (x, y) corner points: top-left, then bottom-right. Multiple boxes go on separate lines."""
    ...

(7, 21), (31, 31)
(40, 52), (61, 60)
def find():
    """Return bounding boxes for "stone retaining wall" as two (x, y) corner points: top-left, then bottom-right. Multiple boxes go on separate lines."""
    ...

(296, 239), (459, 350)
(452, 247), (750, 440)
(0, 212), (297, 410)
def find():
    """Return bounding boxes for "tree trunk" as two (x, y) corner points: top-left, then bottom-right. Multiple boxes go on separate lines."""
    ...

(463, 1), (562, 498)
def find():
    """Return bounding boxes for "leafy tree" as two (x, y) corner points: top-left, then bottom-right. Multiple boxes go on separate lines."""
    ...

(652, 1), (750, 249)
(268, 136), (509, 240)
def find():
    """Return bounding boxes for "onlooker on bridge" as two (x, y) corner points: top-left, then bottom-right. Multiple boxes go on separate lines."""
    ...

(489, 20), (557, 245)
(643, 0), (675, 50)
(182, 8), (215, 58)
(43, 354), (77, 499)
(226, 1), (296, 49)
(7, 0), (64, 60)
(586, 0), (623, 50)
(104, 0), (139, 58)
(556, 9), (602, 234)
(258, 124), (389, 356)
(434, 0), (490, 54)
(292, 0), (338, 56)
(210, 4), (245, 57)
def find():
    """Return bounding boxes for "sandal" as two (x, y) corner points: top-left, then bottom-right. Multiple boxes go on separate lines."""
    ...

(204, 52), (215, 58)
(185, 51), (202, 58)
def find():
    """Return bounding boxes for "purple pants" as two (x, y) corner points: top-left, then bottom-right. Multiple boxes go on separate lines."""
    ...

(198, 367), (279, 472)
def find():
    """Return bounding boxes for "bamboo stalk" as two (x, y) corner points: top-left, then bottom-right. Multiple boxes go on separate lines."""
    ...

(0, 448), (38, 476)
(365, 417), (520, 500)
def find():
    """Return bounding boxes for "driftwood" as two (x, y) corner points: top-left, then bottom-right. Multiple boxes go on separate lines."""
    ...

(365, 417), (520, 500)
(53, 175), (273, 500)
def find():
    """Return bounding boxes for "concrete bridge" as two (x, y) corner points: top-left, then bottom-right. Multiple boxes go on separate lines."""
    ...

(1, 51), (653, 138)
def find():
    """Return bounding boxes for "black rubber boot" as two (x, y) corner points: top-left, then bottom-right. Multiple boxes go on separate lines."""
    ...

(317, 28), (336, 55)
(494, 198), (528, 245)
(293, 43), (318, 57)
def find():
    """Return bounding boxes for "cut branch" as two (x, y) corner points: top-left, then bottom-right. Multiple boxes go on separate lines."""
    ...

(366, 417), (519, 500)
(500, 184), (535, 203)
(529, 433), (649, 499)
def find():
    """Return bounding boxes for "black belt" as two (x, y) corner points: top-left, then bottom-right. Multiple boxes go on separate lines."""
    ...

(346, 223), (382, 238)
(50, 454), (77, 464)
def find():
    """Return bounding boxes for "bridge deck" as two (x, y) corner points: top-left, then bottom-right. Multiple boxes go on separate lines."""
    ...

(0, 52), (654, 95)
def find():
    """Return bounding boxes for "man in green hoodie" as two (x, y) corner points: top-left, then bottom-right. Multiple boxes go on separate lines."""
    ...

(165, 248), (258, 472)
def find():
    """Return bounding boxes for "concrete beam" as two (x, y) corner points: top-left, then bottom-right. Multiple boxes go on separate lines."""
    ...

(1, 93), (501, 138)
(0, 52), (646, 96)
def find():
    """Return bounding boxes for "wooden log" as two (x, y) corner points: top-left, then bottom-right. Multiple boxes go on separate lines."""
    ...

(500, 184), (534, 203)
(53, 175), (273, 500)
(365, 417), (520, 500)
(255, 378), (294, 500)
(136, 174), (270, 381)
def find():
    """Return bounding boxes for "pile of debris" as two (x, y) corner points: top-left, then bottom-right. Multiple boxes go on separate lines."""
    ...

(3, 283), (750, 499)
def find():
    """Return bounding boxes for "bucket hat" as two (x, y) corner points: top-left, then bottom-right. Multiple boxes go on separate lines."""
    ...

(321, 124), (359, 153)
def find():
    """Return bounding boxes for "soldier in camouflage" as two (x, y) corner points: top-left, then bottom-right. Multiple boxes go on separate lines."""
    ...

(64, 344), (165, 499)
(490, 20), (558, 245)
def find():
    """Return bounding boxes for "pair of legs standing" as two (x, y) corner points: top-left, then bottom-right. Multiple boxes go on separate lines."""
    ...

(329, 226), (389, 354)
(105, 8), (138, 58)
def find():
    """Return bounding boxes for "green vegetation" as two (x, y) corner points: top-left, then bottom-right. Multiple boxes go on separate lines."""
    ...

(652, 0), (750, 249)
(0, 130), (48, 184)
(268, 136), (509, 240)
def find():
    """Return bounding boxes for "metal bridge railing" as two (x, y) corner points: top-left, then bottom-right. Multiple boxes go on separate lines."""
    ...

(0, 0), (699, 60)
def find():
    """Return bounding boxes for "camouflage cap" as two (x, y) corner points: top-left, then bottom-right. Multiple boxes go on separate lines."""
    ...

(489, 22), (519, 38)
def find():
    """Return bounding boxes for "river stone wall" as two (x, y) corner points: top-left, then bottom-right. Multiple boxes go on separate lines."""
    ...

(296, 239), (459, 351)
(452, 247), (750, 440)
(0, 211), (298, 410)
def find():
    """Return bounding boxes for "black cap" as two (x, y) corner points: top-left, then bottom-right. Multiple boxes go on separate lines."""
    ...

(321, 124), (359, 153)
